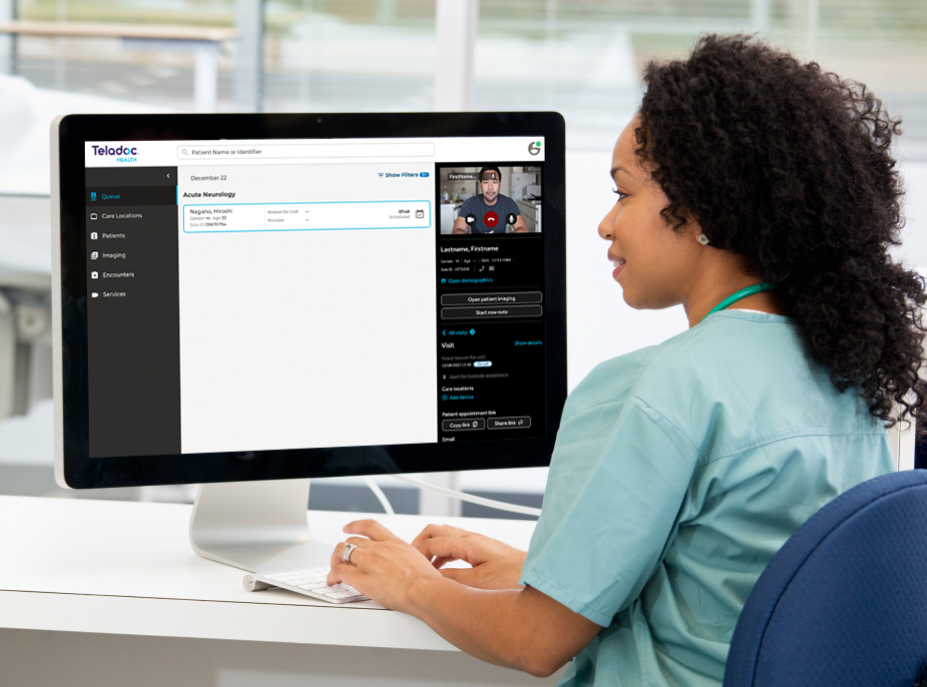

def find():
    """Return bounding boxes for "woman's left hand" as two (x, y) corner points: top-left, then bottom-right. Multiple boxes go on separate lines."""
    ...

(326, 519), (445, 613)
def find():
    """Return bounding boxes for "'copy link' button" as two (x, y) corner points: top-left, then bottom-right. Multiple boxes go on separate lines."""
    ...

(441, 418), (486, 432)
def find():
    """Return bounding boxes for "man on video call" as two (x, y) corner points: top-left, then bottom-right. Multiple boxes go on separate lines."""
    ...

(452, 166), (529, 234)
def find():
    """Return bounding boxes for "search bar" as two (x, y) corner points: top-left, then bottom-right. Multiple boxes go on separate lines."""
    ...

(177, 143), (435, 160)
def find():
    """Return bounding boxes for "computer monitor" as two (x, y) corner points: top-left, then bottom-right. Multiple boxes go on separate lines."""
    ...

(51, 113), (566, 572)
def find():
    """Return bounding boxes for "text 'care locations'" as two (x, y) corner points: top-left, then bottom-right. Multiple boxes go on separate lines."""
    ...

(183, 200), (432, 233)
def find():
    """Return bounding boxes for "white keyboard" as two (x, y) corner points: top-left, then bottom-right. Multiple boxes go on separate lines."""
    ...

(242, 567), (369, 604)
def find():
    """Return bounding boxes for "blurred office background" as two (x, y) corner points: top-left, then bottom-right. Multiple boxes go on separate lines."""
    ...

(1, 0), (926, 515)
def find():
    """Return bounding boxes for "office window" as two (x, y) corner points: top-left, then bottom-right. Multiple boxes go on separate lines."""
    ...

(473, 0), (927, 154)
(263, 1), (437, 113)
(1, 0), (925, 503)
(2, 0), (925, 153)
(9, 0), (233, 111)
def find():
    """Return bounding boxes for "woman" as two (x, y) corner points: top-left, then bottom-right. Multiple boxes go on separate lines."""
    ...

(325, 35), (927, 685)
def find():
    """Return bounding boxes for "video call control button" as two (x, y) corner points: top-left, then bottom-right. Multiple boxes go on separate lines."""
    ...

(488, 416), (531, 430)
(440, 305), (543, 320)
(441, 291), (543, 306)
(442, 418), (486, 432)
(506, 213), (517, 225)
(465, 214), (476, 225)
(483, 211), (499, 228)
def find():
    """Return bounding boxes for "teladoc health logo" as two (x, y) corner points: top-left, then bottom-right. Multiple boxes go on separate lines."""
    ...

(91, 144), (139, 162)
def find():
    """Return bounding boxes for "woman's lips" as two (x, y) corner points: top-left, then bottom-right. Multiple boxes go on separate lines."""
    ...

(611, 257), (626, 280)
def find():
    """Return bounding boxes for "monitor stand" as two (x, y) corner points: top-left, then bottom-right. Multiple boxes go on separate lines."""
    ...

(189, 478), (335, 573)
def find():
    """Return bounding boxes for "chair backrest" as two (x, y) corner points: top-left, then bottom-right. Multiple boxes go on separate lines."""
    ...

(724, 469), (927, 687)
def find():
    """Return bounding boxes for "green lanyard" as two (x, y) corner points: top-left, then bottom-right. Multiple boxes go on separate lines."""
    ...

(706, 282), (776, 317)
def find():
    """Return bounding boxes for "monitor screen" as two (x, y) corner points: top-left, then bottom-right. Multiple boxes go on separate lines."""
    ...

(53, 113), (566, 489)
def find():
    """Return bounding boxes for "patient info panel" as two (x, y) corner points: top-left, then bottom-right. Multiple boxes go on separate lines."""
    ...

(177, 163), (437, 454)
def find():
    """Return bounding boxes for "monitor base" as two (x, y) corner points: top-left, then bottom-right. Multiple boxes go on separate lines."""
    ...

(189, 478), (335, 573)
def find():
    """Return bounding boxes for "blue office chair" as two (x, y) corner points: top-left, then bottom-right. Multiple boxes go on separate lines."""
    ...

(724, 469), (927, 687)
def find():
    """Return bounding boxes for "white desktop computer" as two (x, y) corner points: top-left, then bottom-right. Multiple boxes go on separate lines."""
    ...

(50, 112), (566, 573)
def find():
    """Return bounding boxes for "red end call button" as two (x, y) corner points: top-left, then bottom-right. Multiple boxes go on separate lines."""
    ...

(483, 211), (499, 229)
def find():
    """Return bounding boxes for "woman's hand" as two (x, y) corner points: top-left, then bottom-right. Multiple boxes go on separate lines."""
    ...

(411, 524), (527, 590)
(326, 519), (445, 613)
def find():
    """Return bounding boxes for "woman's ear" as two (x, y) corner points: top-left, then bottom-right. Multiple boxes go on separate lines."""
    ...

(675, 208), (707, 244)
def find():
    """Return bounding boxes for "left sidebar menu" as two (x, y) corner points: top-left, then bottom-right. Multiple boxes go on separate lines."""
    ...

(85, 166), (181, 458)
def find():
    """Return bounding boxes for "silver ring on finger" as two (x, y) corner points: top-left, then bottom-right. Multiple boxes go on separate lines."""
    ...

(343, 542), (358, 564)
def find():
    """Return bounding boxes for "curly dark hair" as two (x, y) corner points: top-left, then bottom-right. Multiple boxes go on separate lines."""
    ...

(636, 34), (927, 430)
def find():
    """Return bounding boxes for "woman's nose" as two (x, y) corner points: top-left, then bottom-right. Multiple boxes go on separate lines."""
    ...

(598, 204), (618, 241)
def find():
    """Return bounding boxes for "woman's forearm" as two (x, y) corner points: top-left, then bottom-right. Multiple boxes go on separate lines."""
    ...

(405, 577), (599, 678)
(323, 520), (600, 677)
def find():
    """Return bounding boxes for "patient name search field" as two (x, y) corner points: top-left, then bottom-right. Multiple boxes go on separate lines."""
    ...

(177, 142), (435, 160)
(183, 200), (431, 233)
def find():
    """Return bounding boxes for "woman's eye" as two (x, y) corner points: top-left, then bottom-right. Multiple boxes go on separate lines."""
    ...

(612, 189), (628, 201)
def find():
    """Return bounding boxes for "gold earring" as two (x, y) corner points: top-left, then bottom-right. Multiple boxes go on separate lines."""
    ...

(697, 234), (710, 246)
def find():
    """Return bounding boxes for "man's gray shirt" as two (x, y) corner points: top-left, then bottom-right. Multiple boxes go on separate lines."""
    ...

(458, 194), (521, 234)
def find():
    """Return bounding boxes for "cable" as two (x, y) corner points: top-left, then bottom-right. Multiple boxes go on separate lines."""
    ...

(390, 474), (542, 517)
(363, 476), (395, 515)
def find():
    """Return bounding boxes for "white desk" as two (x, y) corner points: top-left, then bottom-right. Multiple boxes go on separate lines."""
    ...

(0, 495), (563, 686)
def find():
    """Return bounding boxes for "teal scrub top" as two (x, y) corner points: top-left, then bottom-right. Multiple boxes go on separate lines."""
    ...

(520, 311), (895, 687)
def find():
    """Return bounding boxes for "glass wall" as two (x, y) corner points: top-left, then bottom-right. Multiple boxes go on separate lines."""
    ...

(1, 0), (925, 505)
(473, 0), (927, 154)
(7, 0), (927, 154)
(11, 0), (440, 114)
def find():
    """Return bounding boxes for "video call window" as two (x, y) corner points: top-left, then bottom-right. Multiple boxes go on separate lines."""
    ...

(438, 164), (542, 236)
